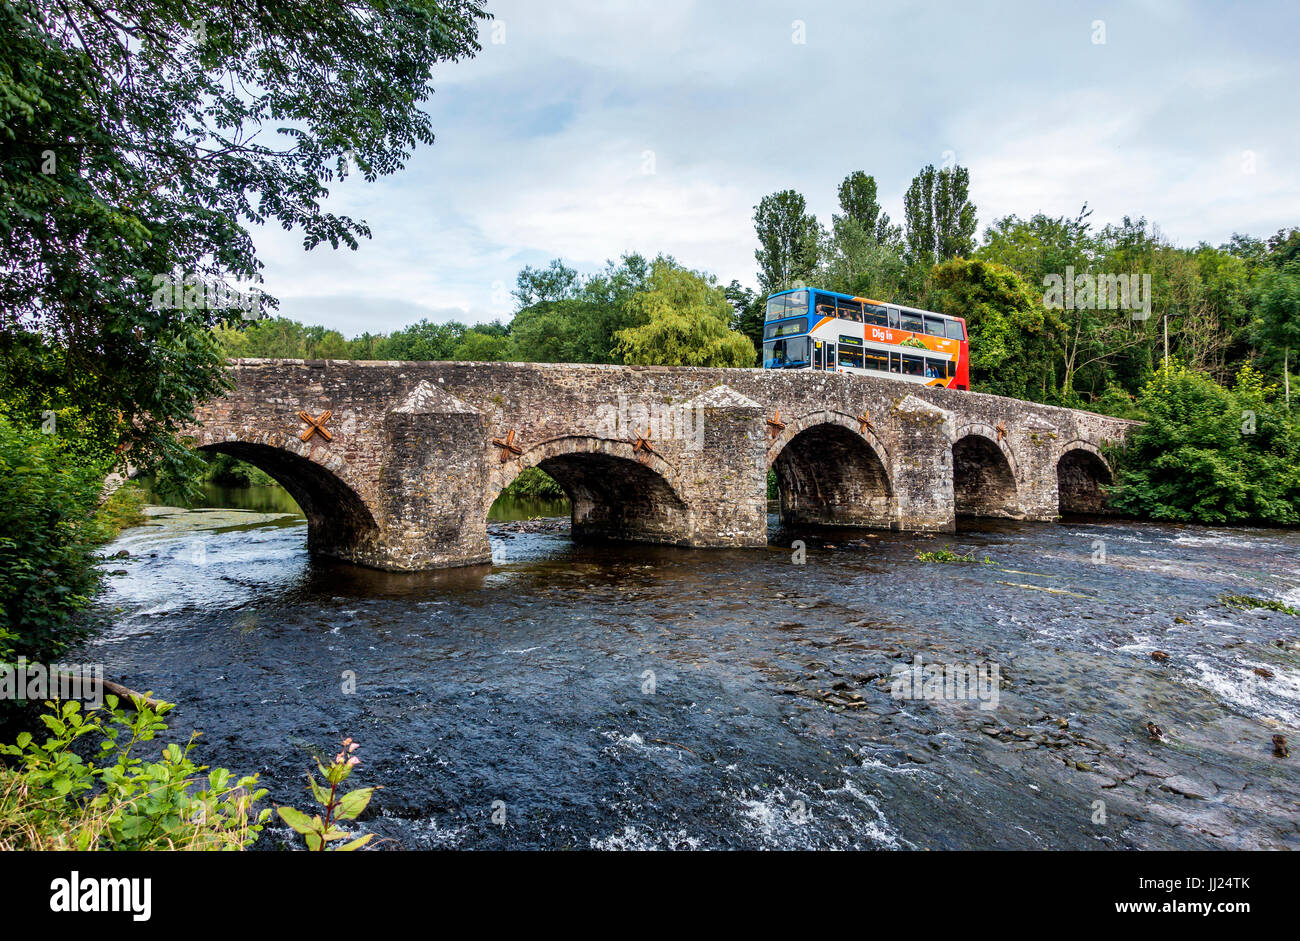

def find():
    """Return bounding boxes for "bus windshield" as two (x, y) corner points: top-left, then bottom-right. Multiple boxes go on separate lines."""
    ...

(765, 290), (809, 322)
(763, 336), (809, 368)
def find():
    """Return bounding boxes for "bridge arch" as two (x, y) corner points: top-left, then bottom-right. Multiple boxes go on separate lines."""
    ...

(766, 411), (895, 529)
(950, 423), (1022, 520)
(488, 435), (692, 545)
(1056, 440), (1113, 514)
(192, 429), (380, 563)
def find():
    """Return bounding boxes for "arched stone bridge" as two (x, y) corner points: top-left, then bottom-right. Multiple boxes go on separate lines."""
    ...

(186, 359), (1137, 571)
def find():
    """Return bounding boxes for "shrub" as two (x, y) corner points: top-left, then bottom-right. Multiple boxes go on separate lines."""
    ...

(499, 466), (565, 500)
(0, 696), (269, 850)
(1108, 363), (1300, 524)
(0, 415), (110, 663)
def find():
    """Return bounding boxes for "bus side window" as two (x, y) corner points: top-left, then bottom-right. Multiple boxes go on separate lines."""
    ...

(945, 319), (964, 340)
(889, 351), (901, 372)
(924, 316), (944, 336)
(887, 308), (900, 329)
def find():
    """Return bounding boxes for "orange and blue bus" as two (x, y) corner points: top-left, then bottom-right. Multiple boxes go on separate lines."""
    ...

(761, 287), (969, 390)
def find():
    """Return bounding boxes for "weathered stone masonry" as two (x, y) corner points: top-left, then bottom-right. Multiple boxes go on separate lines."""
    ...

(185, 360), (1136, 571)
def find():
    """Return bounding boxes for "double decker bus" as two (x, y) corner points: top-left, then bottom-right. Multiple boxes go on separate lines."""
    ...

(761, 287), (969, 390)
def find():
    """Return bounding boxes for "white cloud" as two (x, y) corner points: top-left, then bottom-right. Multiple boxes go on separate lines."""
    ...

(247, 0), (1300, 334)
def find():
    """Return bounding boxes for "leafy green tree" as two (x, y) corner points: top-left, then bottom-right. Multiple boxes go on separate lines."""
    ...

(753, 190), (822, 293)
(836, 171), (899, 244)
(614, 261), (755, 367)
(903, 164), (977, 265)
(1266, 227), (1300, 268)
(1253, 260), (1300, 408)
(820, 216), (907, 301)
(724, 281), (764, 365)
(512, 260), (584, 308)
(0, 416), (110, 663)
(929, 258), (1061, 399)
(1109, 363), (1300, 524)
(507, 303), (589, 362)
(451, 329), (514, 362)
(376, 320), (469, 361)
(0, 0), (487, 484)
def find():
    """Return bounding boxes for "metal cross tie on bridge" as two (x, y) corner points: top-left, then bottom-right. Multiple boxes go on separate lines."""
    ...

(298, 409), (333, 443)
(492, 429), (524, 463)
(765, 410), (787, 438)
(631, 429), (655, 460)
(857, 411), (875, 434)
(996, 422), (1008, 442)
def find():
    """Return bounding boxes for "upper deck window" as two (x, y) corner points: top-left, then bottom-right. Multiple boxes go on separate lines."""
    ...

(923, 315), (945, 336)
(945, 320), (965, 340)
(765, 289), (809, 322)
(901, 311), (924, 334)
(864, 304), (888, 326)
(813, 293), (838, 319)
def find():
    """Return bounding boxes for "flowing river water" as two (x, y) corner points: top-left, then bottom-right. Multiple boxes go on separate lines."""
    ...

(84, 485), (1300, 850)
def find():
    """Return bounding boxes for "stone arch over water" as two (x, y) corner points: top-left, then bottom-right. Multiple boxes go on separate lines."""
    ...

(951, 424), (1022, 520)
(489, 435), (692, 545)
(1056, 442), (1113, 514)
(195, 436), (380, 563)
(767, 412), (895, 528)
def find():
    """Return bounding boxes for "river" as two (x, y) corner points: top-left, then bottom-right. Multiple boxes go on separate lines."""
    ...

(84, 484), (1300, 849)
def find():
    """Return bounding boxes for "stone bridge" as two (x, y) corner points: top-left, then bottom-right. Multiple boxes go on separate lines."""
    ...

(185, 360), (1136, 571)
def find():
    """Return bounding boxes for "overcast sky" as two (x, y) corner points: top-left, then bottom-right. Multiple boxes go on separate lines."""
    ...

(254, 0), (1300, 335)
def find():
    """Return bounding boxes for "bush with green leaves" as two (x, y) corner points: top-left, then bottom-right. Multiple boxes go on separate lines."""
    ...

(0, 415), (112, 664)
(0, 696), (269, 850)
(499, 466), (565, 501)
(1109, 362), (1300, 524)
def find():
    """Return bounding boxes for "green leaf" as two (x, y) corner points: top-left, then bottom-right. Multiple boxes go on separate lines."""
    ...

(333, 786), (374, 821)
(335, 833), (373, 851)
(276, 805), (317, 835)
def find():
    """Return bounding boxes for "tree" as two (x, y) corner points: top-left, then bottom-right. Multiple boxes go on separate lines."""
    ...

(0, 0), (487, 485)
(724, 281), (764, 365)
(614, 261), (755, 367)
(377, 320), (469, 361)
(929, 258), (1061, 399)
(512, 260), (584, 308)
(452, 329), (513, 362)
(753, 190), (821, 294)
(820, 216), (907, 301)
(1254, 260), (1300, 408)
(836, 171), (899, 245)
(1109, 363), (1300, 524)
(903, 164), (977, 265)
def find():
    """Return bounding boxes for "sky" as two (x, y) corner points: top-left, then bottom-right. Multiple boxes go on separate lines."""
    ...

(253, 0), (1300, 335)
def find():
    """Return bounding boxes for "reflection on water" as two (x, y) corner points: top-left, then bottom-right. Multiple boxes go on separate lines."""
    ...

(137, 479), (305, 516)
(84, 488), (1300, 851)
(136, 478), (571, 523)
(487, 494), (570, 522)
